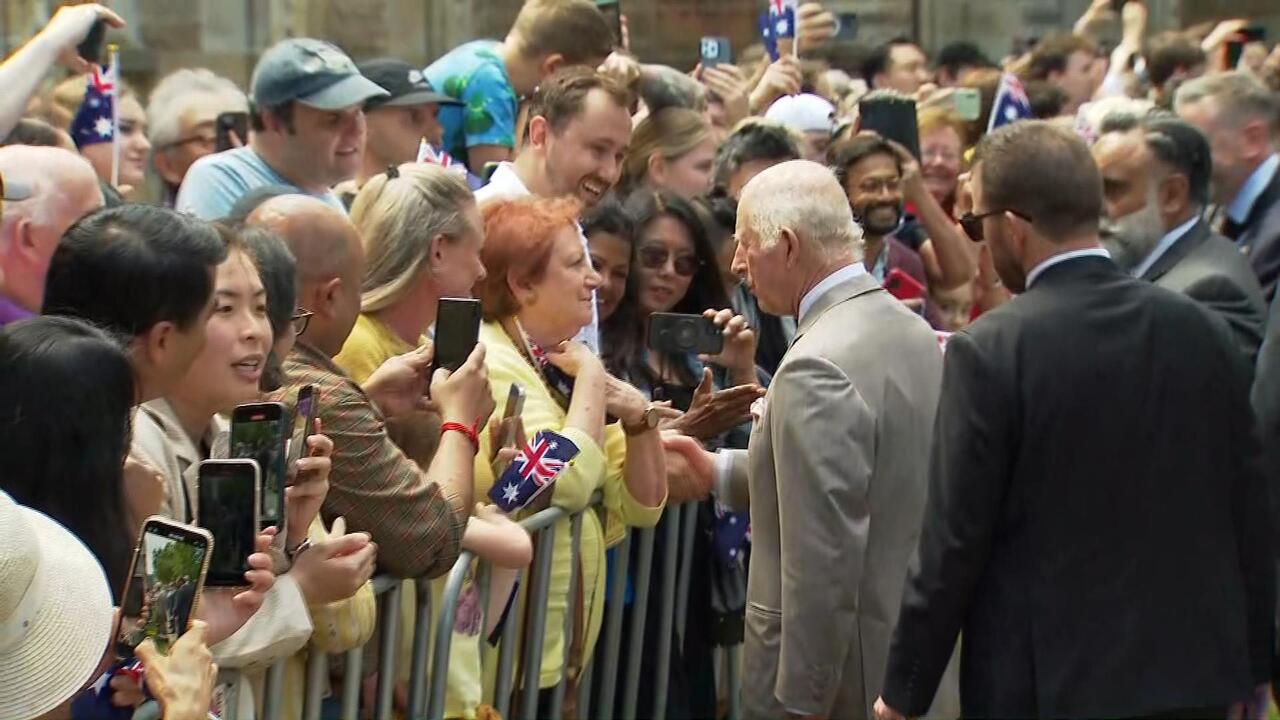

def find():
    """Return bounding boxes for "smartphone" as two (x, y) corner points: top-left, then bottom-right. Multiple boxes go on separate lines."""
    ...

(500, 384), (527, 448)
(596, 0), (623, 48)
(77, 19), (106, 65)
(700, 36), (732, 68)
(229, 402), (288, 531)
(287, 384), (319, 469)
(1225, 27), (1266, 70)
(648, 313), (724, 356)
(115, 517), (211, 657)
(834, 12), (858, 41)
(432, 297), (483, 378)
(953, 87), (982, 121)
(885, 268), (926, 302)
(215, 111), (249, 153)
(859, 93), (921, 159)
(196, 460), (260, 587)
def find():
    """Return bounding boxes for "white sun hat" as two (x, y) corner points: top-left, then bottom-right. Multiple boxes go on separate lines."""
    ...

(0, 490), (115, 719)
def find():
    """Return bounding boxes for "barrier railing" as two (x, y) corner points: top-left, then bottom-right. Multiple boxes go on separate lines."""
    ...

(207, 499), (741, 720)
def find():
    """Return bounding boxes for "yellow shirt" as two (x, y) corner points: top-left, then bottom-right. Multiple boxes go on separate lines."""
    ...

(475, 321), (666, 689)
(334, 312), (420, 384)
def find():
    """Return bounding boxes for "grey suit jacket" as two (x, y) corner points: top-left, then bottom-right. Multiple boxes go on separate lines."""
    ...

(722, 270), (959, 719)
(1142, 218), (1267, 364)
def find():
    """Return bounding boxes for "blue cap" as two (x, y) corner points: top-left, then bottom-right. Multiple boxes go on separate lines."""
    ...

(250, 38), (389, 110)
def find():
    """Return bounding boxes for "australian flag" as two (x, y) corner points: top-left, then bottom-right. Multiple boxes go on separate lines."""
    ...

(418, 139), (485, 191)
(987, 72), (1033, 134)
(490, 430), (580, 513)
(70, 64), (115, 150)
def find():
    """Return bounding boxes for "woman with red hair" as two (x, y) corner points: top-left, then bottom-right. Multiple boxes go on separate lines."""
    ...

(472, 196), (668, 703)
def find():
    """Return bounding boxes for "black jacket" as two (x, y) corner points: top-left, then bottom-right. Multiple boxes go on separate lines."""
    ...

(1233, 162), (1280, 301)
(883, 255), (1273, 718)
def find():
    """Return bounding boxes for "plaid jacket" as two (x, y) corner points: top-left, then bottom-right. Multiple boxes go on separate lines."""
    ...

(269, 342), (463, 579)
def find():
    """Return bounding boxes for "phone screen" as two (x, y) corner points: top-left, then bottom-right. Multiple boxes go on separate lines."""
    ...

(197, 461), (259, 587)
(859, 94), (921, 159)
(77, 20), (105, 65)
(700, 36), (731, 68)
(432, 298), (482, 377)
(230, 403), (288, 529)
(116, 520), (209, 656)
(288, 385), (317, 467)
(215, 112), (249, 153)
(596, 0), (622, 47)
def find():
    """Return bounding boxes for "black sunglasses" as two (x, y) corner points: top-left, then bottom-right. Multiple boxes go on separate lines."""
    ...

(958, 209), (1033, 242)
(638, 246), (704, 277)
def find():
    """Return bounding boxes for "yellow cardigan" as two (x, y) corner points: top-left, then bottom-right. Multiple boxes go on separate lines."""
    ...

(475, 321), (666, 689)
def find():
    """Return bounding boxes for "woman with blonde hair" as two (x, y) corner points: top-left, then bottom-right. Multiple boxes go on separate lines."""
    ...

(334, 162), (531, 718)
(619, 107), (717, 199)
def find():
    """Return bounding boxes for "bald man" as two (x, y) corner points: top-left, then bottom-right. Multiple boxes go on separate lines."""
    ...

(247, 195), (493, 579)
(673, 161), (958, 719)
(0, 146), (101, 325)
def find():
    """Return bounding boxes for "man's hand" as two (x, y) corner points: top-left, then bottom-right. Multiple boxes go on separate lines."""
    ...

(35, 3), (126, 74)
(196, 530), (276, 645)
(289, 527), (378, 605)
(430, 343), (495, 428)
(749, 57), (803, 114)
(661, 432), (717, 494)
(698, 63), (751, 128)
(284, 419), (332, 549)
(363, 342), (433, 420)
(873, 697), (909, 720)
(665, 369), (764, 440)
(701, 309), (758, 384)
(135, 620), (217, 720)
(796, 3), (837, 55)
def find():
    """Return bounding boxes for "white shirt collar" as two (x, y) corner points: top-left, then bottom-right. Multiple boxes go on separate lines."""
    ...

(1025, 248), (1112, 289)
(473, 162), (528, 204)
(797, 263), (868, 324)
(1131, 215), (1199, 279)
(1228, 153), (1279, 225)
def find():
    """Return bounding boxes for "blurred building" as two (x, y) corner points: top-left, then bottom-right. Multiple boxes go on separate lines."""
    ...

(1, 0), (1276, 95)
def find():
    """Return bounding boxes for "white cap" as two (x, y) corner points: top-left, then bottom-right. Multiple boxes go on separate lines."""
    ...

(765, 93), (836, 134)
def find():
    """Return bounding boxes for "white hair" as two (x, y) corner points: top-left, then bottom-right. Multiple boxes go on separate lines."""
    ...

(741, 161), (864, 262)
(146, 68), (248, 149)
(0, 147), (98, 229)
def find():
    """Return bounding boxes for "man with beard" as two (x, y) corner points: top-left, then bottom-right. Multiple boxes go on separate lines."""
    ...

(475, 67), (632, 350)
(1093, 112), (1266, 362)
(874, 121), (1271, 720)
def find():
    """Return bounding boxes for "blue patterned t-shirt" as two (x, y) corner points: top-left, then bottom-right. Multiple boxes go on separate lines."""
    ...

(423, 40), (518, 171)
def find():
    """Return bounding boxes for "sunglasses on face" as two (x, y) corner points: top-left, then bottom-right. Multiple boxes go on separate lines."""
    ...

(958, 209), (1033, 242)
(638, 246), (703, 277)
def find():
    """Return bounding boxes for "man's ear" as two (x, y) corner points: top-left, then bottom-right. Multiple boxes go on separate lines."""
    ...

(1241, 118), (1270, 163)
(152, 150), (183, 187)
(779, 227), (801, 267)
(317, 277), (344, 318)
(1158, 173), (1191, 218)
(540, 53), (567, 78)
(528, 115), (551, 150)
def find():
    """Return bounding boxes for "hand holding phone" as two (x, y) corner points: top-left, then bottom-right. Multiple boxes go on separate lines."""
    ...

(229, 403), (289, 531)
(648, 313), (725, 356)
(431, 297), (483, 379)
(859, 92), (921, 159)
(196, 460), (260, 587)
(116, 517), (211, 657)
(215, 112), (249, 153)
(700, 36), (732, 68)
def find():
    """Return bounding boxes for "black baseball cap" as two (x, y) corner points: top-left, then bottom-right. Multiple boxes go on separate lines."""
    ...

(358, 58), (461, 110)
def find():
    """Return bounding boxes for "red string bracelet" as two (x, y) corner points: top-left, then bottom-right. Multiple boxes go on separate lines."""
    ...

(441, 419), (480, 453)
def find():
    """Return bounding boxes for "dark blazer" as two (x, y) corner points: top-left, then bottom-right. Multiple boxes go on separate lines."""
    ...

(1234, 163), (1280, 301)
(1251, 290), (1280, 688)
(882, 255), (1273, 718)
(1142, 217), (1267, 364)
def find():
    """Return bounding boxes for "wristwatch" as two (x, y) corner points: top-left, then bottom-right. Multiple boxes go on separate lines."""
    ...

(623, 404), (661, 435)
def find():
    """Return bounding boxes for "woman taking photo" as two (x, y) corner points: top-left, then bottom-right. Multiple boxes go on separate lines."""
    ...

(618, 108), (718, 200)
(474, 196), (668, 708)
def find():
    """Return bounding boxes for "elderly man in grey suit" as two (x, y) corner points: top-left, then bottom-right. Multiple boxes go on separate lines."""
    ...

(669, 160), (958, 720)
(1093, 112), (1267, 363)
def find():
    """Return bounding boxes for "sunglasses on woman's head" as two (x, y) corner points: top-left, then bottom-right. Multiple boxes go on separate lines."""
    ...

(958, 209), (1033, 242)
(638, 246), (703, 277)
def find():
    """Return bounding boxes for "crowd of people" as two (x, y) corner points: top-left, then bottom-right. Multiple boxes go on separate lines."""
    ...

(1, 0), (1280, 718)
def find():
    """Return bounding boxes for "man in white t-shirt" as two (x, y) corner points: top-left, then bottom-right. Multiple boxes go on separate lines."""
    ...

(474, 67), (633, 351)
(176, 38), (388, 220)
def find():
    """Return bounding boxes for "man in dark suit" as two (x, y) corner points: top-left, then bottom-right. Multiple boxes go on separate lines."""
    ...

(1176, 71), (1280, 300)
(1093, 112), (1266, 362)
(875, 121), (1273, 719)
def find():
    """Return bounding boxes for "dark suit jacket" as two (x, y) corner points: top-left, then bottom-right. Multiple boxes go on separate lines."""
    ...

(1235, 163), (1280, 301)
(1251, 290), (1280, 687)
(882, 255), (1273, 718)
(1142, 217), (1267, 364)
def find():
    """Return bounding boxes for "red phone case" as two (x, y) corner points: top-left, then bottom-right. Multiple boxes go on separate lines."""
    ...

(884, 268), (926, 301)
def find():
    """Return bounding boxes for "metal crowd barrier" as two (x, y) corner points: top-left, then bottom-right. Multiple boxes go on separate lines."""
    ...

(209, 499), (741, 720)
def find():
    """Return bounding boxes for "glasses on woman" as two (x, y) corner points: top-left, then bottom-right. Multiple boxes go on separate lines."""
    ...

(958, 209), (1033, 242)
(638, 246), (703, 277)
(290, 308), (314, 335)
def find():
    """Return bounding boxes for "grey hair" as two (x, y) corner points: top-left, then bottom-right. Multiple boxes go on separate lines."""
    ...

(349, 164), (475, 313)
(741, 161), (864, 260)
(147, 68), (249, 149)
(1174, 71), (1279, 134)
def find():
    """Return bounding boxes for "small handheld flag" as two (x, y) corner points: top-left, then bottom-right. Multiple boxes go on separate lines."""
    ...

(769, 0), (798, 58)
(987, 73), (1033, 134)
(490, 430), (580, 513)
(759, 13), (778, 61)
(70, 62), (116, 150)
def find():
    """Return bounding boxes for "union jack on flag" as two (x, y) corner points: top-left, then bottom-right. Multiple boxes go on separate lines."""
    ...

(987, 73), (1033, 134)
(490, 430), (580, 512)
(417, 140), (466, 175)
